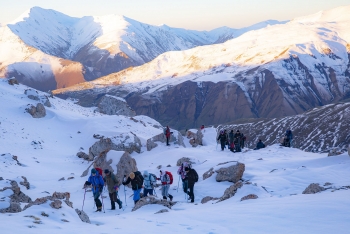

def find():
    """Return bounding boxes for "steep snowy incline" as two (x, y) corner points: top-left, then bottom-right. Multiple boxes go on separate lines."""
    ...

(0, 79), (349, 233)
(54, 5), (350, 129)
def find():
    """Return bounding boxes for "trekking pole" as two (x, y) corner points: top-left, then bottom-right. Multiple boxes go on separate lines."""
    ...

(82, 188), (86, 211)
(153, 187), (157, 197)
(117, 193), (125, 211)
(101, 188), (105, 213)
(177, 175), (180, 192)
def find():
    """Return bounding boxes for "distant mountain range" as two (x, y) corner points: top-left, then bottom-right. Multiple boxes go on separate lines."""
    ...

(0, 7), (286, 91)
(55, 5), (350, 129)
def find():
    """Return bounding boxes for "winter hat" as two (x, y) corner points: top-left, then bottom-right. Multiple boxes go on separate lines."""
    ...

(143, 170), (149, 177)
(104, 169), (110, 174)
(129, 172), (135, 179)
(91, 168), (96, 174)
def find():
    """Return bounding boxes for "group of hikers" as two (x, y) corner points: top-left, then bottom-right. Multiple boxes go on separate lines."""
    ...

(217, 129), (293, 151)
(84, 162), (198, 212)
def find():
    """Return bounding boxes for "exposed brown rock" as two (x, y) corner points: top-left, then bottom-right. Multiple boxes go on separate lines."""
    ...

(240, 194), (258, 201)
(217, 181), (243, 203)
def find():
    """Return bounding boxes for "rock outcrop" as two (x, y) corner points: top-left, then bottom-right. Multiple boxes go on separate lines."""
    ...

(0, 202), (22, 213)
(176, 157), (196, 166)
(302, 183), (326, 194)
(215, 163), (245, 183)
(75, 209), (91, 223)
(201, 196), (218, 204)
(155, 209), (169, 214)
(240, 194), (258, 201)
(203, 168), (214, 180)
(26, 103), (46, 118)
(24, 89), (51, 107)
(8, 78), (19, 85)
(217, 181), (243, 203)
(50, 200), (62, 209)
(115, 152), (138, 186)
(97, 95), (136, 117)
(187, 129), (204, 147)
(20, 176), (30, 190)
(76, 151), (91, 161)
(132, 196), (176, 212)
(0, 180), (32, 213)
(328, 148), (342, 156)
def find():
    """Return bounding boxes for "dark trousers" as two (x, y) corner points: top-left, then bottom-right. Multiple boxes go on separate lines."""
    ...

(93, 191), (102, 208)
(187, 183), (195, 202)
(143, 188), (153, 197)
(166, 137), (170, 145)
(220, 141), (225, 150)
(109, 192), (122, 209)
(182, 179), (188, 193)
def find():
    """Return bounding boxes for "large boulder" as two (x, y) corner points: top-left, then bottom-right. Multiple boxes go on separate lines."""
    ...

(116, 152), (138, 186)
(302, 183), (326, 194)
(88, 133), (141, 160)
(132, 196), (176, 211)
(0, 202), (22, 213)
(215, 162), (245, 183)
(97, 95), (136, 117)
(217, 181), (243, 203)
(26, 103), (46, 118)
(186, 129), (203, 147)
(75, 209), (91, 223)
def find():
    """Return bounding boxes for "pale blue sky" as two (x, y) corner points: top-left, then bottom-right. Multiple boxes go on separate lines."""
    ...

(1, 0), (350, 30)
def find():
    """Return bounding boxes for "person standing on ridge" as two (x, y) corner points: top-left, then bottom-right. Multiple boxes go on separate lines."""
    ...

(103, 169), (122, 210)
(84, 168), (104, 212)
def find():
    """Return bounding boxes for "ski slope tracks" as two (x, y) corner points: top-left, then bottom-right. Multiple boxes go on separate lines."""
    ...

(0, 79), (349, 233)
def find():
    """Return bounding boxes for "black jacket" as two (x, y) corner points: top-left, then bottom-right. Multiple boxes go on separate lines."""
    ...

(122, 172), (143, 191)
(256, 141), (265, 149)
(186, 169), (198, 186)
(217, 134), (227, 143)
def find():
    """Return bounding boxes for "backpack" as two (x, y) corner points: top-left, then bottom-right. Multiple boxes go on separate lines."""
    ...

(165, 171), (173, 184)
(95, 167), (103, 176)
(188, 169), (199, 183)
(149, 173), (157, 187)
(134, 171), (144, 188)
(163, 128), (167, 135)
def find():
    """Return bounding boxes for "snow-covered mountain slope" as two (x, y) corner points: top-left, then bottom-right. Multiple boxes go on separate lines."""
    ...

(1, 7), (285, 90)
(55, 5), (350, 129)
(217, 101), (350, 153)
(1, 80), (349, 233)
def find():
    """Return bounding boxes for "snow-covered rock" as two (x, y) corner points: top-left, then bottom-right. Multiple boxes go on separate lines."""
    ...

(97, 95), (135, 117)
(302, 183), (326, 194)
(132, 196), (176, 212)
(26, 103), (46, 118)
(216, 162), (245, 183)
(75, 209), (90, 223)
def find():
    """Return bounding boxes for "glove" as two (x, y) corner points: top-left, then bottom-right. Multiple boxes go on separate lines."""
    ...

(114, 186), (119, 191)
(84, 181), (91, 186)
(122, 182), (126, 185)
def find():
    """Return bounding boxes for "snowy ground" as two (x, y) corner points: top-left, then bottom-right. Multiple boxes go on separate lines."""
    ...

(0, 79), (349, 233)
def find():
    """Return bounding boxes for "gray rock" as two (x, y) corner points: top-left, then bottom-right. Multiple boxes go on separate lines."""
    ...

(52, 192), (70, 200)
(58, 177), (65, 181)
(328, 148), (342, 156)
(201, 196), (218, 204)
(155, 209), (169, 214)
(146, 138), (158, 151)
(302, 183), (326, 194)
(88, 134), (141, 160)
(64, 200), (73, 208)
(76, 151), (92, 161)
(203, 168), (214, 180)
(24, 89), (51, 107)
(132, 196), (176, 212)
(215, 162), (245, 183)
(0, 202), (22, 213)
(8, 180), (32, 203)
(26, 103), (46, 118)
(0, 177), (3, 181)
(97, 95), (136, 117)
(8, 78), (19, 85)
(116, 152), (138, 187)
(20, 176), (30, 190)
(217, 181), (243, 203)
(75, 209), (91, 223)
(348, 146), (350, 156)
(176, 157), (195, 166)
(240, 194), (258, 201)
(50, 200), (62, 209)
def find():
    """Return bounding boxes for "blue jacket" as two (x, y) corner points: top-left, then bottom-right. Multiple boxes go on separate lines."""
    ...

(143, 171), (156, 189)
(87, 172), (104, 194)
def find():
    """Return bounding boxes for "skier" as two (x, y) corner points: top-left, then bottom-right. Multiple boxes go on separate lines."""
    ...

(165, 126), (171, 146)
(122, 171), (143, 205)
(158, 170), (173, 201)
(103, 169), (122, 210)
(217, 130), (228, 151)
(254, 139), (265, 150)
(142, 170), (156, 197)
(84, 168), (104, 212)
(177, 162), (189, 194)
(185, 166), (198, 203)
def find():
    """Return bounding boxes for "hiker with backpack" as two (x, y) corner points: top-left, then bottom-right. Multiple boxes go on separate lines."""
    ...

(177, 162), (190, 194)
(254, 139), (265, 150)
(84, 168), (104, 212)
(233, 130), (243, 152)
(165, 126), (171, 146)
(217, 130), (228, 151)
(122, 171), (144, 205)
(103, 169), (122, 210)
(158, 170), (173, 201)
(228, 130), (235, 152)
(185, 166), (198, 203)
(142, 170), (156, 196)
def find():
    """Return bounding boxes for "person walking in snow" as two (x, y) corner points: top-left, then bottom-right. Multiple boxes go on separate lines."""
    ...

(142, 170), (156, 197)
(254, 139), (265, 150)
(103, 169), (122, 210)
(122, 171), (143, 205)
(185, 166), (198, 203)
(217, 130), (228, 151)
(284, 129), (293, 147)
(177, 162), (190, 194)
(165, 126), (171, 146)
(158, 170), (173, 201)
(229, 130), (234, 151)
(84, 168), (104, 212)
(233, 130), (243, 152)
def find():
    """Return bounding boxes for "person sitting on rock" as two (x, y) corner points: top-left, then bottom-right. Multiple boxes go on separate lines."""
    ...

(84, 168), (104, 212)
(254, 139), (265, 150)
(103, 169), (122, 210)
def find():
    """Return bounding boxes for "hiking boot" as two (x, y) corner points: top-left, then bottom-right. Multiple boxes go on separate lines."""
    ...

(168, 194), (173, 201)
(162, 196), (167, 200)
(95, 207), (102, 212)
(117, 201), (123, 209)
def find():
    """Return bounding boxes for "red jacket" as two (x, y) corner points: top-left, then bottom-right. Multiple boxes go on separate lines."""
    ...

(165, 128), (171, 138)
